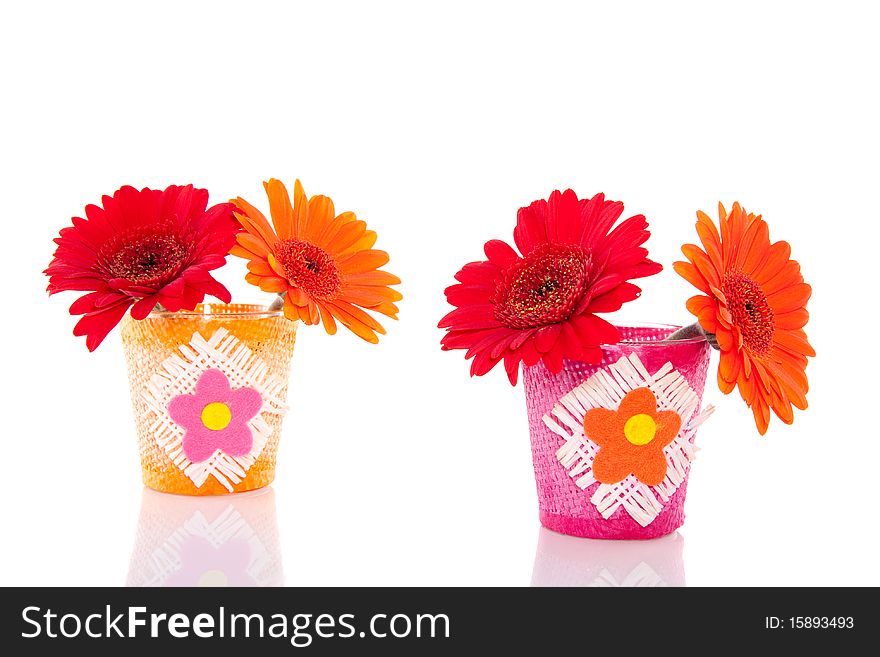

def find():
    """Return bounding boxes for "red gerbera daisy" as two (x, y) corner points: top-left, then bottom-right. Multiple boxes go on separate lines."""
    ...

(45, 185), (238, 351)
(439, 189), (662, 384)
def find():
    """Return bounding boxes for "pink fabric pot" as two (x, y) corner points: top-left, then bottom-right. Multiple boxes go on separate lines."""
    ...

(523, 324), (711, 540)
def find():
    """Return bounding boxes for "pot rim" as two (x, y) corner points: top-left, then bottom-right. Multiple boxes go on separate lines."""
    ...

(614, 321), (708, 345)
(147, 300), (285, 320)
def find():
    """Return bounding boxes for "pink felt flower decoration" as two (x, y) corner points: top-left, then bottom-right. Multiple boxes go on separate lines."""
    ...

(168, 369), (262, 463)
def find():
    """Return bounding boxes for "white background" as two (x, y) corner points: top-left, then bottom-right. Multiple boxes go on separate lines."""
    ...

(1, 0), (878, 586)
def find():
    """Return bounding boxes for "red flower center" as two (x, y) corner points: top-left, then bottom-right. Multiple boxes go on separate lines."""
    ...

(275, 238), (342, 301)
(100, 228), (188, 285)
(722, 271), (775, 355)
(492, 243), (590, 329)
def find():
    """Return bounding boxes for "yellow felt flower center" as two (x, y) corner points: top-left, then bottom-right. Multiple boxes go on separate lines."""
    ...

(624, 413), (656, 445)
(201, 402), (232, 431)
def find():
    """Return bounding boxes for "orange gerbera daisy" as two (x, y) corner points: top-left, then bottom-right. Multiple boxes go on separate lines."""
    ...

(673, 202), (814, 434)
(230, 179), (401, 343)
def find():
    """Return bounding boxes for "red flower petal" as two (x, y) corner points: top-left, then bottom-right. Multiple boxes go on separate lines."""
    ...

(483, 239), (519, 269)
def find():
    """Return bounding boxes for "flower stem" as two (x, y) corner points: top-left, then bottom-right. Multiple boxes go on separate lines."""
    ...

(268, 292), (286, 311)
(665, 321), (719, 349)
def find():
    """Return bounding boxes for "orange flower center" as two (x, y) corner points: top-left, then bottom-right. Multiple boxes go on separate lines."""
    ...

(275, 238), (342, 301)
(101, 228), (187, 285)
(492, 243), (590, 329)
(722, 271), (775, 355)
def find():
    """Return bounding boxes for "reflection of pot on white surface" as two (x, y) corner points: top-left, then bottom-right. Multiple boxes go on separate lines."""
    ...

(127, 486), (283, 587)
(531, 527), (685, 587)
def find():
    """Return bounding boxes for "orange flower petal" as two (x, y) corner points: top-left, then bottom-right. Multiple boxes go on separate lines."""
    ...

(236, 232), (272, 257)
(742, 350), (752, 378)
(774, 308), (809, 330)
(773, 329), (816, 357)
(583, 407), (619, 446)
(767, 281), (812, 315)
(266, 252), (287, 278)
(329, 299), (386, 333)
(631, 451), (669, 487)
(764, 360), (808, 411)
(339, 230), (378, 256)
(307, 299), (320, 324)
(740, 218), (771, 274)
(245, 273), (288, 294)
(719, 349), (742, 384)
(317, 301), (338, 335)
(263, 179), (295, 241)
(592, 446), (633, 485)
(737, 374), (757, 404)
(762, 261), (803, 296)
(770, 396), (794, 424)
(681, 244), (721, 288)
(772, 350), (809, 390)
(695, 307), (720, 333)
(751, 394), (770, 435)
(617, 387), (657, 418)
(755, 240), (792, 284)
(673, 261), (711, 294)
(246, 259), (275, 276)
(282, 293), (308, 323)
(281, 302), (299, 322)
(715, 327), (735, 351)
(285, 287), (310, 307)
(292, 179), (308, 238)
(313, 211), (356, 247)
(338, 249), (391, 274)
(230, 244), (257, 259)
(339, 287), (403, 307)
(361, 300), (399, 319)
(283, 292), (317, 325)
(695, 211), (723, 269)
(718, 366), (736, 394)
(718, 202), (732, 268)
(304, 195), (335, 241)
(325, 220), (367, 254)
(653, 410), (681, 447)
(233, 204), (277, 249)
(685, 294), (714, 317)
(325, 302), (380, 344)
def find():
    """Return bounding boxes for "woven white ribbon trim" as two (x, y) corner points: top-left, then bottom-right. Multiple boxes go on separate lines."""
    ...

(543, 353), (713, 527)
(142, 328), (288, 492)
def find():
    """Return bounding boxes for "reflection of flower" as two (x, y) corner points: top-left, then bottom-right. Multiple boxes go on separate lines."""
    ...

(674, 202), (814, 434)
(45, 185), (237, 351)
(230, 179), (401, 343)
(439, 190), (662, 385)
(168, 369), (262, 463)
(584, 387), (681, 486)
(164, 535), (256, 587)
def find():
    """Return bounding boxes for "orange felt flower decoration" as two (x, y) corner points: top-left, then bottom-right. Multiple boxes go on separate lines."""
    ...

(584, 388), (681, 486)
(231, 179), (401, 343)
(673, 202), (814, 434)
